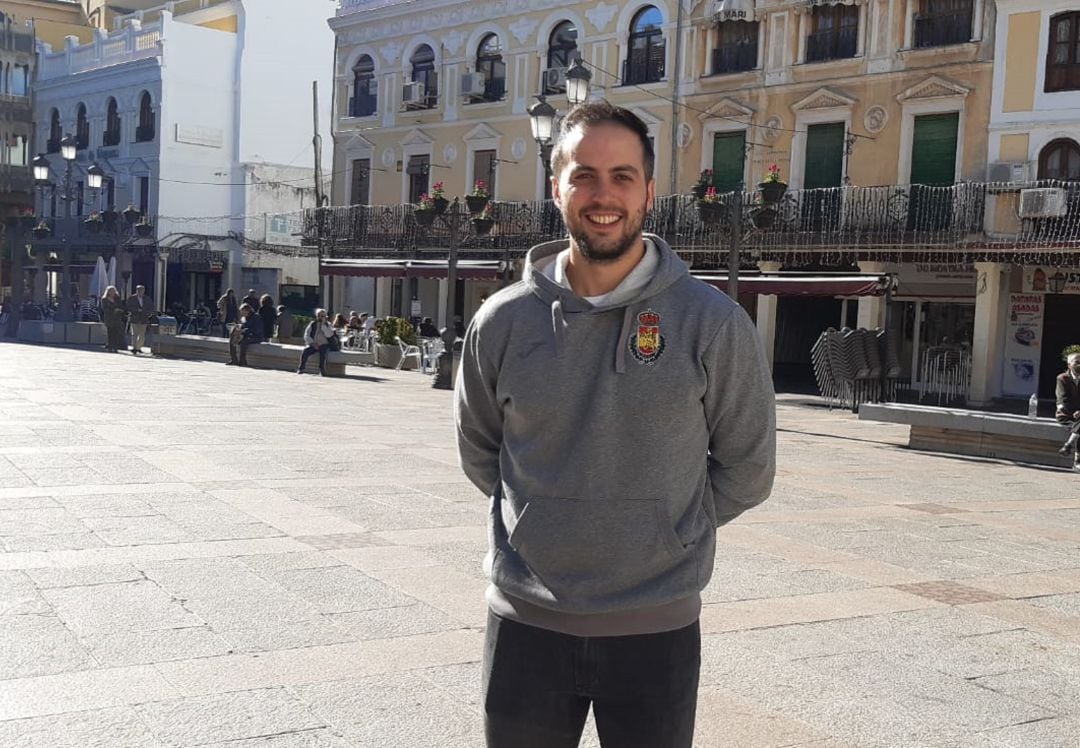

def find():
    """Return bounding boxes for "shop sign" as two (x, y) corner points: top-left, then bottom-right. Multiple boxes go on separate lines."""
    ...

(266, 214), (302, 247)
(904, 263), (977, 282)
(1002, 293), (1045, 396)
(1022, 267), (1080, 294)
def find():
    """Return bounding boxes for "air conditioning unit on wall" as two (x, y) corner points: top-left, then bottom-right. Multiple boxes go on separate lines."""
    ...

(986, 161), (1029, 183)
(543, 67), (567, 91)
(1019, 188), (1068, 218)
(461, 72), (486, 99)
(402, 81), (428, 109)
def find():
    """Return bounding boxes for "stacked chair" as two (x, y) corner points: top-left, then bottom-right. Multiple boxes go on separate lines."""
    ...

(812, 327), (902, 411)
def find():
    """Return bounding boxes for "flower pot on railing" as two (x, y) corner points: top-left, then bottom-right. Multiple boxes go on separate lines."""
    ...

(134, 219), (153, 237)
(696, 201), (725, 225)
(432, 196), (449, 215)
(757, 181), (787, 205)
(692, 184), (709, 200)
(751, 206), (777, 230)
(102, 209), (118, 229)
(84, 215), (104, 234)
(465, 195), (489, 216)
(31, 220), (51, 239)
(414, 208), (436, 227)
(472, 217), (495, 235)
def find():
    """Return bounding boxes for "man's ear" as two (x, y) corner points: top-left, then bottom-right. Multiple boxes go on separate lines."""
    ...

(646, 177), (656, 212)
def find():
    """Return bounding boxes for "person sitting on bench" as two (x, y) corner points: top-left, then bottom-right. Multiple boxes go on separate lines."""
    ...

(1056, 351), (1080, 468)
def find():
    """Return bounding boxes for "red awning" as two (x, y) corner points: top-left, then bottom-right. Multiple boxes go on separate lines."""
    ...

(321, 259), (500, 280)
(694, 274), (891, 297)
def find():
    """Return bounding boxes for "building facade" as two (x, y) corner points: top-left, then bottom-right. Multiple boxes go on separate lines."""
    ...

(21, 0), (331, 319)
(327, 0), (1000, 396)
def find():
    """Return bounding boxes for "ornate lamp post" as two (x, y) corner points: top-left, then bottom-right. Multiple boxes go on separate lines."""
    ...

(527, 55), (591, 184)
(29, 138), (104, 322)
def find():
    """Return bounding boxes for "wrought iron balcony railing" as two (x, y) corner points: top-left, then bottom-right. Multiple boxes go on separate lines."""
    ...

(622, 49), (664, 84)
(805, 27), (858, 62)
(301, 182), (1080, 266)
(913, 9), (972, 48)
(711, 40), (758, 75)
(135, 124), (156, 142)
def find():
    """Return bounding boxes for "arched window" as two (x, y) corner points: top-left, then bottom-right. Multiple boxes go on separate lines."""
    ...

(1047, 12), (1080, 92)
(103, 98), (121, 146)
(47, 109), (61, 153)
(475, 34), (505, 102)
(713, 21), (759, 74)
(625, 6), (665, 84)
(75, 104), (89, 149)
(351, 54), (377, 117)
(545, 21), (578, 93)
(1039, 139), (1080, 180)
(408, 44), (437, 109)
(806, 4), (859, 62)
(136, 92), (155, 142)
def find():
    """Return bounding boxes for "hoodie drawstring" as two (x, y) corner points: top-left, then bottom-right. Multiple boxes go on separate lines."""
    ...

(551, 297), (567, 358)
(615, 306), (634, 374)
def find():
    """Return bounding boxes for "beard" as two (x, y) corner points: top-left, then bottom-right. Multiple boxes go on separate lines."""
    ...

(563, 204), (647, 264)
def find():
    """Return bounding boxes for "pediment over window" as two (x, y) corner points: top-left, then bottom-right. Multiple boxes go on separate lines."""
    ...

(698, 97), (755, 121)
(399, 129), (435, 147)
(896, 75), (971, 102)
(791, 87), (856, 111)
(463, 123), (502, 142)
(629, 107), (664, 127)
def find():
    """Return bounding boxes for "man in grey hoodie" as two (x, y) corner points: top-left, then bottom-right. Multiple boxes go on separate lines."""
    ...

(455, 101), (776, 748)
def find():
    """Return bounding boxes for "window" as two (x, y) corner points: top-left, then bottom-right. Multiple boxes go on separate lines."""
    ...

(624, 6), (665, 84)
(474, 34), (506, 102)
(75, 103), (89, 150)
(7, 135), (28, 166)
(104, 98), (121, 146)
(136, 92), (155, 142)
(805, 5), (859, 62)
(47, 109), (61, 153)
(105, 177), (115, 210)
(546, 21), (578, 93)
(1039, 139), (1080, 180)
(351, 55), (377, 117)
(913, 0), (973, 48)
(409, 44), (437, 109)
(1046, 12), (1080, 92)
(711, 131), (746, 191)
(351, 158), (371, 204)
(473, 149), (497, 196)
(712, 21), (759, 74)
(138, 176), (149, 213)
(11, 64), (28, 96)
(406, 154), (430, 203)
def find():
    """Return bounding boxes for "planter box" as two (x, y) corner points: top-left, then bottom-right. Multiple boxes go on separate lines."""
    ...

(373, 341), (418, 370)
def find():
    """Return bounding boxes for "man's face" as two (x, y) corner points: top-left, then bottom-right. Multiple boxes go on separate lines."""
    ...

(135, 287), (144, 296)
(1070, 356), (1080, 376)
(553, 122), (655, 264)
(317, 312), (326, 322)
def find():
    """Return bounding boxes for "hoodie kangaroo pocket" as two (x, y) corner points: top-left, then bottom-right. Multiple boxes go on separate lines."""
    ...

(504, 496), (691, 609)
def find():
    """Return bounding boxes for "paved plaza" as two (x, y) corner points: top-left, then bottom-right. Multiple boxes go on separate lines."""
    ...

(1, 342), (1079, 747)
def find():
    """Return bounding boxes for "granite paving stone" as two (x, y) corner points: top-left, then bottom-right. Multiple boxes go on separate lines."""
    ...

(4, 345), (1080, 745)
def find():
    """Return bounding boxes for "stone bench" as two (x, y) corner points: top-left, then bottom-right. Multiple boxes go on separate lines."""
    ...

(18, 320), (106, 345)
(153, 334), (353, 376)
(859, 403), (1074, 468)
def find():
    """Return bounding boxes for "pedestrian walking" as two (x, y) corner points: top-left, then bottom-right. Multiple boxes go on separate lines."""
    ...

(227, 303), (262, 366)
(125, 284), (155, 355)
(217, 288), (239, 332)
(455, 100), (776, 748)
(101, 285), (125, 352)
(297, 308), (335, 376)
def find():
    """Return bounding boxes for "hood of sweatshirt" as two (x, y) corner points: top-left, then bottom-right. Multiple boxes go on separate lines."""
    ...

(522, 233), (690, 373)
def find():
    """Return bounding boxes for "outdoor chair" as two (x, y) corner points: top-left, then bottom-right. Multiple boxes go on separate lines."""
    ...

(420, 338), (444, 374)
(396, 336), (422, 370)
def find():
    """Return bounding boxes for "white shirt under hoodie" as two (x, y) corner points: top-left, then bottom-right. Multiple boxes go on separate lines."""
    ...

(533, 238), (660, 308)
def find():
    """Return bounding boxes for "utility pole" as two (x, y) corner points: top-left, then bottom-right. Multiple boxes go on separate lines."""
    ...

(727, 189), (742, 300)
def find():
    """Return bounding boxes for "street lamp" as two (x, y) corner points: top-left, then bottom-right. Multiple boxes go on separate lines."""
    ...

(59, 134), (77, 162)
(528, 59), (591, 184)
(564, 56), (592, 106)
(87, 163), (104, 191)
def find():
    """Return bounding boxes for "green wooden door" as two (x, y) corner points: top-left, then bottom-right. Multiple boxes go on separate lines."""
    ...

(804, 123), (845, 189)
(910, 113), (958, 185)
(909, 113), (958, 230)
(802, 123), (845, 230)
(711, 131), (746, 192)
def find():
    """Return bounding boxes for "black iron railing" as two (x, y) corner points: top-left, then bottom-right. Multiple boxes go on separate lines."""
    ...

(622, 49), (664, 84)
(102, 130), (121, 147)
(136, 123), (156, 143)
(913, 10), (972, 48)
(805, 27), (858, 62)
(711, 41), (757, 75)
(348, 93), (377, 117)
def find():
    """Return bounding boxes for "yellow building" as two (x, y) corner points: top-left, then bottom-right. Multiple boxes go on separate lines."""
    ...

(327, 0), (998, 395)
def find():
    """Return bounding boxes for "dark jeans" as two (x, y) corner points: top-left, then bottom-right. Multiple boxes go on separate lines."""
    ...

(105, 323), (125, 351)
(229, 339), (258, 365)
(299, 343), (329, 373)
(483, 611), (700, 748)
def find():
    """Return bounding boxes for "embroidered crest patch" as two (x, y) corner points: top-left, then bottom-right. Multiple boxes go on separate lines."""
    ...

(629, 309), (665, 364)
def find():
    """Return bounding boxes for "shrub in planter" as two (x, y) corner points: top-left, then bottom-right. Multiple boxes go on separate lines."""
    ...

(374, 316), (417, 346)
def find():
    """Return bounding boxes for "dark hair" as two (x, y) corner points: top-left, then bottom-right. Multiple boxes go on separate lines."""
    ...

(260, 294), (273, 306)
(550, 100), (655, 183)
(239, 303), (254, 314)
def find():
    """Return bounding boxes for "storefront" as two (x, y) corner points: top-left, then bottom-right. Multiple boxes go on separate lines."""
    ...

(1017, 266), (1080, 399)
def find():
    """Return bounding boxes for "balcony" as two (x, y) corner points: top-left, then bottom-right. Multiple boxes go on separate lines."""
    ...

(37, 18), (164, 80)
(0, 164), (34, 194)
(102, 130), (121, 147)
(711, 41), (758, 75)
(622, 49), (664, 85)
(913, 10), (972, 48)
(135, 123), (156, 142)
(347, 93), (377, 118)
(0, 93), (33, 122)
(805, 27), (858, 63)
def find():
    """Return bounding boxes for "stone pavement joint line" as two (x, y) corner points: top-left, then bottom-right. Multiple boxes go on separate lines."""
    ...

(2, 345), (1080, 747)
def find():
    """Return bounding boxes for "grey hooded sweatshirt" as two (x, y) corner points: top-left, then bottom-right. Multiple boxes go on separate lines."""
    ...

(455, 233), (775, 637)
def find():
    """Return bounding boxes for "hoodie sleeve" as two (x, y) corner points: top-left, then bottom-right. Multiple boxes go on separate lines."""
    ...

(702, 304), (776, 527)
(455, 322), (503, 495)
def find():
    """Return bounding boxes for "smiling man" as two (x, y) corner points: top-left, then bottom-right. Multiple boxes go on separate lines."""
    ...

(455, 101), (776, 748)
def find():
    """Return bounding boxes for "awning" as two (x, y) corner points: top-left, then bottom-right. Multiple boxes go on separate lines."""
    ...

(712, 0), (756, 21)
(321, 259), (501, 280)
(694, 274), (893, 296)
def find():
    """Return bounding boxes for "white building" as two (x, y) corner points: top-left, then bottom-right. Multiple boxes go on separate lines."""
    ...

(32, 0), (333, 312)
